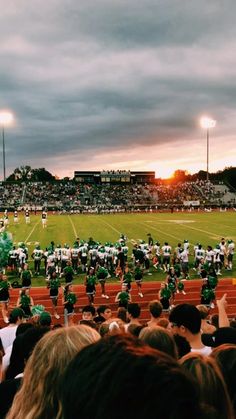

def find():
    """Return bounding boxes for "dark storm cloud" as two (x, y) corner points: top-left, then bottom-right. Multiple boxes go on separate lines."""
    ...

(0, 0), (236, 176)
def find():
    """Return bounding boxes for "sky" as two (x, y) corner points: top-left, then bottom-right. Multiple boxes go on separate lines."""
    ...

(0, 0), (236, 179)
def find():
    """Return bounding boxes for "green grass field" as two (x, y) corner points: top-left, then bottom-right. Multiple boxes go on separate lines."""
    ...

(4, 211), (236, 286)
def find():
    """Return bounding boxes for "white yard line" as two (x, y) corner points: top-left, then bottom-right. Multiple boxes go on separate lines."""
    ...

(99, 219), (135, 244)
(68, 215), (78, 238)
(140, 222), (194, 246)
(24, 221), (40, 243)
(176, 223), (221, 239)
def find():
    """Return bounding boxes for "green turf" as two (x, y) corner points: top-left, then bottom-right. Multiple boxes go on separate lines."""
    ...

(5, 211), (236, 285)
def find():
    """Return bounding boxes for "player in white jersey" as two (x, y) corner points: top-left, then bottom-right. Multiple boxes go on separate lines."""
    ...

(213, 244), (221, 275)
(71, 244), (80, 273)
(41, 210), (47, 228)
(25, 209), (30, 224)
(205, 246), (214, 267)
(61, 244), (71, 271)
(3, 210), (9, 227)
(13, 210), (19, 224)
(161, 242), (172, 272)
(227, 239), (235, 270)
(183, 239), (189, 254)
(31, 245), (44, 275)
(179, 248), (189, 279)
(219, 238), (227, 268)
(194, 244), (205, 272)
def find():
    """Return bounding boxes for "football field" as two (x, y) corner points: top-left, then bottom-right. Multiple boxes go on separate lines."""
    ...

(5, 210), (236, 285)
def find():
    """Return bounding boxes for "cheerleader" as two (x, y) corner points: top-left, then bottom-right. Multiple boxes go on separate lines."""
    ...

(96, 264), (109, 299)
(123, 263), (132, 291)
(84, 267), (97, 305)
(0, 274), (11, 323)
(166, 267), (177, 306)
(158, 282), (171, 312)
(134, 261), (143, 298)
(200, 278), (215, 308)
(47, 271), (61, 319)
(16, 289), (34, 318)
(177, 280), (187, 295)
(115, 282), (131, 309)
(21, 264), (32, 289)
(63, 284), (77, 326)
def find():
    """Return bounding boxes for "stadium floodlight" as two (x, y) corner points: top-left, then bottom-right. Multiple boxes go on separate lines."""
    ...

(200, 116), (216, 182)
(0, 111), (14, 182)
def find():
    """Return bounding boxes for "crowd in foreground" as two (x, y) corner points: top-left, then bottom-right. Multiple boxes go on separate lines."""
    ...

(0, 294), (236, 418)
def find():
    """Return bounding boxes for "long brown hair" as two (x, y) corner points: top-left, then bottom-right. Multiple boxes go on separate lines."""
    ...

(180, 353), (234, 419)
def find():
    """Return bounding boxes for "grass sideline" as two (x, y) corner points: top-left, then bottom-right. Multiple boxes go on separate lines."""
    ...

(4, 211), (236, 286)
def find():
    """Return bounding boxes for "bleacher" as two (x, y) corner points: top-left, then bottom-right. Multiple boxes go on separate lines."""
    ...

(1, 278), (235, 328)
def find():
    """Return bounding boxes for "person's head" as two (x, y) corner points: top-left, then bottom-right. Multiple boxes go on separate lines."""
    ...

(180, 353), (233, 419)
(157, 318), (169, 329)
(97, 305), (112, 320)
(169, 304), (201, 339)
(9, 308), (24, 325)
(121, 282), (128, 292)
(196, 304), (210, 320)
(127, 303), (141, 320)
(60, 334), (203, 419)
(7, 325), (100, 419)
(211, 344), (236, 414)
(6, 326), (48, 381)
(139, 326), (178, 359)
(82, 305), (96, 321)
(39, 311), (52, 327)
(117, 307), (128, 323)
(202, 327), (236, 348)
(148, 300), (162, 319)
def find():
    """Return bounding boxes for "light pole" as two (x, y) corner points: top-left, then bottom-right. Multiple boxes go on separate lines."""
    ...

(200, 116), (216, 182)
(0, 111), (14, 181)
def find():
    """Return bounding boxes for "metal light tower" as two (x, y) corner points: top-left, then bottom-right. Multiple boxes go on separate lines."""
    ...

(0, 111), (14, 181)
(200, 116), (216, 182)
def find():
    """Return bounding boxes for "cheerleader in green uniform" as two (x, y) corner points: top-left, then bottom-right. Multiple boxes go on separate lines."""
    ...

(158, 282), (171, 312)
(115, 283), (131, 309)
(177, 280), (186, 295)
(84, 267), (97, 305)
(123, 264), (132, 291)
(200, 278), (215, 308)
(47, 271), (61, 319)
(0, 274), (11, 323)
(21, 264), (32, 289)
(134, 261), (143, 298)
(63, 284), (77, 326)
(96, 264), (109, 299)
(16, 289), (34, 318)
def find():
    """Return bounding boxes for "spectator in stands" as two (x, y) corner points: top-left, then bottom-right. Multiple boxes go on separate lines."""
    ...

(196, 304), (216, 334)
(139, 326), (178, 359)
(201, 327), (236, 348)
(60, 334), (205, 419)
(126, 303), (142, 332)
(0, 326), (49, 418)
(94, 305), (112, 325)
(169, 304), (212, 355)
(147, 300), (163, 327)
(180, 353), (234, 419)
(211, 344), (236, 415)
(6, 325), (100, 419)
(0, 309), (24, 354)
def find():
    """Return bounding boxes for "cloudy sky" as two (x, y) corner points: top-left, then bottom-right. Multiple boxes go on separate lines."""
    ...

(1, 0), (236, 179)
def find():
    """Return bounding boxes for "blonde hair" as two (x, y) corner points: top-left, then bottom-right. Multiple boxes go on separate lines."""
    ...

(7, 325), (100, 419)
